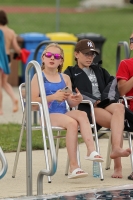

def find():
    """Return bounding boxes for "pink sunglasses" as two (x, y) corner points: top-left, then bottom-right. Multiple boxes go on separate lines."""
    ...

(44, 52), (63, 60)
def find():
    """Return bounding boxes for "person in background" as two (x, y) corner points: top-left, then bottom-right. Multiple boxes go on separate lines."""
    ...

(64, 39), (131, 179)
(31, 43), (104, 179)
(0, 10), (21, 115)
(116, 33), (133, 111)
(116, 32), (133, 180)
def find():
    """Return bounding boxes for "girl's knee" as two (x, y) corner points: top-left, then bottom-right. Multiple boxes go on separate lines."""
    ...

(116, 103), (125, 113)
(78, 110), (88, 120)
(81, 110), (88, 117)
(67, 118), (78, 130)
(114, 103), (125, 114)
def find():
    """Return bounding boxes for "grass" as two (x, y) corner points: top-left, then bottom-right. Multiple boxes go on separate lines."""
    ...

(0, 123), (83, 152)
(3, 5), (132, 75)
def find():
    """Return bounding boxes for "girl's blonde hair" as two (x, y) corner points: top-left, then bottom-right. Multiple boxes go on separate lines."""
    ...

(41, 43), (64, 72)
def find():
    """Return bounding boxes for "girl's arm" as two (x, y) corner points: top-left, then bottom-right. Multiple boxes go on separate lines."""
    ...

(118, 78), (133, 96)
(12, 31), (21, 54)
(31, 74), (43, 103)
(67, 88), (83, 108)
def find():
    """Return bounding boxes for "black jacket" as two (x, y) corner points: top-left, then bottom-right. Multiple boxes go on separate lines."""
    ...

(64, 64), (119, 127)
(64, 64), (118, 103)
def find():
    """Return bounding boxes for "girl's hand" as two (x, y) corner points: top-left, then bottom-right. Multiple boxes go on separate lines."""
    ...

(94, 100), (101, 107)
(70, 88), (83, 103)
(53, 90), (70, 102)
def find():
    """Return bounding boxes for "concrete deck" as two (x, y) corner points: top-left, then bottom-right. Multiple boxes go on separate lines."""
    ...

(0, 87), (133, 199)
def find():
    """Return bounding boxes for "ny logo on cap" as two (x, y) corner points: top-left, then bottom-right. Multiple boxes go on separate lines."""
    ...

(87, 42), (93, 47)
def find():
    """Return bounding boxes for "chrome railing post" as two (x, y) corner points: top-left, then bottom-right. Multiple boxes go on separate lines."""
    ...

(0, 147), (8, 179)
(116, 41), (130, 71)
(25, 61), (57, 196)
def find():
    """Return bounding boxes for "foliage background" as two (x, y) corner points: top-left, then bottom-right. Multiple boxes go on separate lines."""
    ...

(0, 0), (133, 75)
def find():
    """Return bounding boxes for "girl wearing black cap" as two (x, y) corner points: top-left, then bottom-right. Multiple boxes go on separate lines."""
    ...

(64, 39), (131, 179)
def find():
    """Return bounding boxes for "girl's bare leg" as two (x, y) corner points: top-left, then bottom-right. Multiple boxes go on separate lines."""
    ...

(112, 138), (123, 178)
(50, 113), (80, 173)
(112, 157), (122, 178)
(0, 70), (3, 115)
(94, 104), (130, 178)
(105, 103), (131, 158)
(66, 110), (102, 157)
(50, 111), (103, 174)
(2, 73), (18, 112)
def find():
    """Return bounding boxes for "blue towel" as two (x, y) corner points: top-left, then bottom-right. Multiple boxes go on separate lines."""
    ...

(0, 30), (10, 74)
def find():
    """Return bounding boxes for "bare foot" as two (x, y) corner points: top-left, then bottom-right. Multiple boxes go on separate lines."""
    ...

(110, 148), (131, 159)
(13, 99), (19, 112)
(111, 167), (123, 178)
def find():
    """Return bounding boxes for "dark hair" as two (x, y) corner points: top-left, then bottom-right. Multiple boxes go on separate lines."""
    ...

(0, 10), (8, 25)
(74, 50), (79, 63)
(75, 56), (78, 63)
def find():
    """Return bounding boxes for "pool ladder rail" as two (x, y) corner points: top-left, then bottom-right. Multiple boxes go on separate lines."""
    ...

(0, 147), (8, 179)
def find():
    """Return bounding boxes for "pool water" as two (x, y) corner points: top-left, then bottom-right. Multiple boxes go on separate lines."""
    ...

(3, 188), (133, 200)
(52, 189), (133, 199)
(95, 189), (133, 199)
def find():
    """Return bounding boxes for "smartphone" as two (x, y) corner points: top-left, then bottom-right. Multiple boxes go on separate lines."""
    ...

(61, 86), (72, 94)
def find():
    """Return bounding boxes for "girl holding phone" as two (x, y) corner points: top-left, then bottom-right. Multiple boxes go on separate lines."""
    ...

(31, 43), (103, 179)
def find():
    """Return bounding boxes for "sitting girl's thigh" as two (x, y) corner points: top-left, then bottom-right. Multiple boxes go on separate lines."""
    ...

(105, 103), (124, 114)
(49, 113), (72, 128)
(94, 107), (111, 128)
(65, 110), (86, 121)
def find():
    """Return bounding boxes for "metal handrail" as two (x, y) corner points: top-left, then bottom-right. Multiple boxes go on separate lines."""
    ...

(25, 60), (57, 196)
(33, 40), (77, 124)
(0, 147), (8, 179)
(116, 41), (130, 71)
